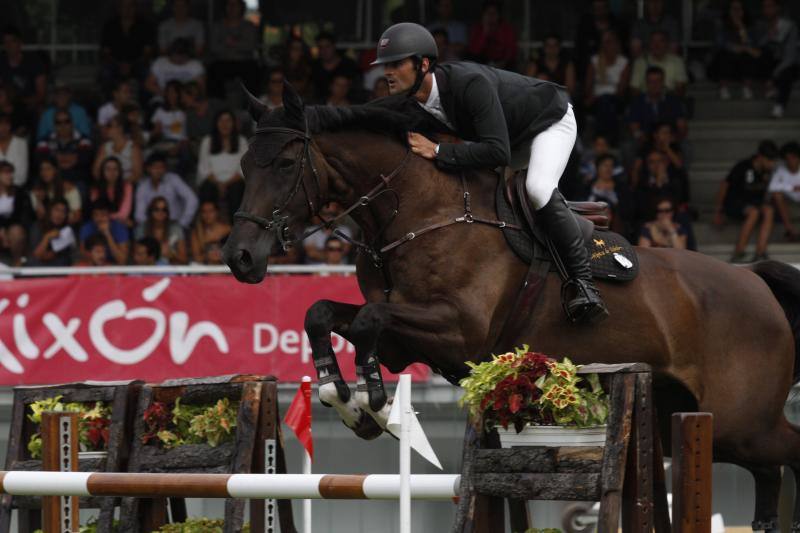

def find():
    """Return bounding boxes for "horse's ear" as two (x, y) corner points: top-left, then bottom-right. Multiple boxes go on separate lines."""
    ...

(242, 83), (268, 123)
(282, 80), (305, 122)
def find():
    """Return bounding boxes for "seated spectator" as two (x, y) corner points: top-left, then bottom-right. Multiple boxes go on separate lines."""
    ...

(631, 0), (681, 57)
(0, 26), (47, 114)
(90, 156), (133, 224)
(134, 196), (188, 264)
(327, 75), (352, 107)
(323, 236), (348, 267)
(303, 202), (352, 264)
(768, 141), (800, 239)
(0, 84), (28, 136)
(77, 233), (113, 267)
(182, 81), (224, 147)
(467, 1), (517, 70)
(527, 34), (577, 98)
(201, 241), (224, 265)
(714, 140), (779, 262)
(281, 37), (313, 101)
(121, 102), (149, 148)
(28, 198), (76, 267)
(30, 157), (82, 225)
(208, 0), (259, 99)
(637, 197), (688, 249)
(756, 0), (799, 119)
(36, 83), (91, 140)
(260, 68), (285, 110)
(579, 134), (625, 187)
(427, 0), (468, 59)
(149, 80), (189, 167)
(79, 199), (130, 265)
(190, 200), (230, 263)
(135, 153), (198, 229)
(0, 161), (32, 266)
(574, 0), (628, 78)
(0, 112), (28, 187)
(99, 0), (154, 94)
(158, 0), (205, 57)
(628, 67), (688, 145)
(197, 110), (246, 220)
(92, 115), (143, 182)
(145, 38), (206, 101)
(709, 0), (760, 101)
(132, 236), (166, 266)
(310, 32), (360, 104)
(35, 110), (94, 191)
(97, 79), (133, 132)
(636, 148), (689, 207)
(630, 31), (688, 97)
(631, 122), (684, 186)
(584, 30), (630, 143)
(585, 154), (634, 235)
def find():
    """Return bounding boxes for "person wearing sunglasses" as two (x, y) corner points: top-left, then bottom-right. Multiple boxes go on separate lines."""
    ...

(637, 197), (687, 249)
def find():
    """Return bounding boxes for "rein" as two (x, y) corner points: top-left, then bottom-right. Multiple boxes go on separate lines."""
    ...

(236, 122), (521, 297)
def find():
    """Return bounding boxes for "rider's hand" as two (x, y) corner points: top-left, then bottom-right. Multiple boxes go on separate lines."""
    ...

(408, 132), (438, 160)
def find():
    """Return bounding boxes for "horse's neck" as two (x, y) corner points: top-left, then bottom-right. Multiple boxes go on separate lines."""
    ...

(318, 132), (497, 244)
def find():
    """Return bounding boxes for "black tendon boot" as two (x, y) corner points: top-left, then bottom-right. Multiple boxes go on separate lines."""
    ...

(536, 189), (609, 324)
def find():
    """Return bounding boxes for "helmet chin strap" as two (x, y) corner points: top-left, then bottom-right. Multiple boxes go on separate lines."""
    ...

(407, 58), (435, 100)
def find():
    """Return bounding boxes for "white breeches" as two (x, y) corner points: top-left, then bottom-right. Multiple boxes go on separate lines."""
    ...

(510, 104), (577, 210)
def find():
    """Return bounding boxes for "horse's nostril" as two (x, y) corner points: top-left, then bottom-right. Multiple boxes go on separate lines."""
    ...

(237, 249), (253, 268)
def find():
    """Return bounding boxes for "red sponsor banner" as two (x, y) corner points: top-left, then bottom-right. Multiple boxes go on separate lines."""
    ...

(0, 275), (429, 385)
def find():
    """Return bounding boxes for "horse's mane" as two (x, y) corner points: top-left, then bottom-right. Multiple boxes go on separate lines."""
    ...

(251, 95), (448, 166)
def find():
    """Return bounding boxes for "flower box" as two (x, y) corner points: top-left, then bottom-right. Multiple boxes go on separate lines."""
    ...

(495, 424), (607, 448)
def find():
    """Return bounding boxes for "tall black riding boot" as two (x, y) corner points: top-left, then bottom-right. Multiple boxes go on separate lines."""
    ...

(536, 189), (609, 324)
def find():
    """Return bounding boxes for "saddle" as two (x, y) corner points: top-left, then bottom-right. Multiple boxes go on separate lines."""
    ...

(492, 170), (639, 349)
(497, 170), (639, 283)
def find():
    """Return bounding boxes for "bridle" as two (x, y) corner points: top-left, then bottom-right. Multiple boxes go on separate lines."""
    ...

(235, 116), (521, 297)
(233, 117), (411, 255)
(233, 117), (323, 251)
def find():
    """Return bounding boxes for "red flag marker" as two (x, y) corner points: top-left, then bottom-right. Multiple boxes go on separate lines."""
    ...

(284, 376), (313, 460)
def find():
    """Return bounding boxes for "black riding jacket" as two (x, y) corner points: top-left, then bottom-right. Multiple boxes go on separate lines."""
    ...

(431, 61), (569, 171)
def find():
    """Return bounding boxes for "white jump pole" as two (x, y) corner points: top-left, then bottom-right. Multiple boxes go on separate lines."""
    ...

(301, 376), (312, 533)
(399, 374), (412, 533)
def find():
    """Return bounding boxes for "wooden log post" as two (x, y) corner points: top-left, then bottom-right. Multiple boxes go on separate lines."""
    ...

(41, 411), (79, 533)
(671, 413), (713, 533)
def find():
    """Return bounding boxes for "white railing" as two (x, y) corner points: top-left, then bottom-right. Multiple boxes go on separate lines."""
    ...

(3, 264), (357, 277)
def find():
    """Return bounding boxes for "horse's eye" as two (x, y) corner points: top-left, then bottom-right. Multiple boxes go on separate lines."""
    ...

(276, 158), (294, 170)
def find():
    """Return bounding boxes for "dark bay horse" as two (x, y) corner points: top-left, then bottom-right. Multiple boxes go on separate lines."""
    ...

(223, 83), (800, 528)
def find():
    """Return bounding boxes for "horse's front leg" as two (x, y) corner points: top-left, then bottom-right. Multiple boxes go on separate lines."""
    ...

(304, 299), (384, 440)
(348, 301), (462, 430)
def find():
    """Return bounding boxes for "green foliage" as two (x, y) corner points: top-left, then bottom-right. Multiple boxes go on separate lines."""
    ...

(143, 398), (238, 449)
(27, 397), (112, 459)
(33, 517), (118, 533)
(459, 347), (609, 432)
(156, 518), (251, 532)
(523, 529), (562, 533)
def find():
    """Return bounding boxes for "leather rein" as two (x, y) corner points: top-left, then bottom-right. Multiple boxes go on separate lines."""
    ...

(234, 121), (522, 296)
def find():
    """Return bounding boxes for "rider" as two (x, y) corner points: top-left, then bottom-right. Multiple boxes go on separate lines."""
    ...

(373, 22), (609, 324)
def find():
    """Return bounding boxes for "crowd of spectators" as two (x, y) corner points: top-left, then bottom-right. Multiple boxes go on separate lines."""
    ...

(0, 0), (798, 269)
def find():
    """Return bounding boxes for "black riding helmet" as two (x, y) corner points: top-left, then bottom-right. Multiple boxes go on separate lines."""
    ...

(371, 22), (438, 96)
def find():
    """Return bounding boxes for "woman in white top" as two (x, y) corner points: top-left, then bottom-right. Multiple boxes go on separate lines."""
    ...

(0, 113), (28, 187)
(584, 30), (630, 143)
(93, 115), (143, 182)
(197, 109), (247, 221)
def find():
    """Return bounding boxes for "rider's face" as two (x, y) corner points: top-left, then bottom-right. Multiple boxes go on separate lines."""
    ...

(384, 58), (418, 95)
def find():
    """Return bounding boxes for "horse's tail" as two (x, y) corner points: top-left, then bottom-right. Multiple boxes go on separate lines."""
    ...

(750, 260), (800, 383)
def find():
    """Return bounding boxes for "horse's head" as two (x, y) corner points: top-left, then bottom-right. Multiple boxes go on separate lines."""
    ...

(223, 82), (322, 283)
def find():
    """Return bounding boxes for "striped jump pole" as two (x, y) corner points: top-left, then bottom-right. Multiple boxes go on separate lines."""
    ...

(0, 472), (461, 501)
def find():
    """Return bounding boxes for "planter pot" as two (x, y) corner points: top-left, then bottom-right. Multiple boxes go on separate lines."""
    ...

(78, 451), (108, 460)
(495, 424), (607, 448)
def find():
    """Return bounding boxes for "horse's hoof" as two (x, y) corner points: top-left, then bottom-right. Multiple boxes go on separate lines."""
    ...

(350, 411), (384, 440)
